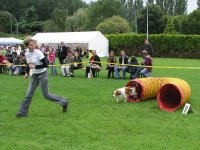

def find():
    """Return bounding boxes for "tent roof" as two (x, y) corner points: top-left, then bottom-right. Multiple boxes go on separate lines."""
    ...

(32, 31), (108, 43)
(0, 38), (23, 45)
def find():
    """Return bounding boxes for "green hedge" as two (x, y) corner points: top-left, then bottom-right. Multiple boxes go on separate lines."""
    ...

(106, 34), (200, 58)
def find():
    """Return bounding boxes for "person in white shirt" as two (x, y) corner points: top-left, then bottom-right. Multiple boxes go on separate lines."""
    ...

(16, 38), (69, 118)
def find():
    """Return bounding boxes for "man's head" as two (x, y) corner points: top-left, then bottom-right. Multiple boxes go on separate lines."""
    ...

(142, 50), (148, 57)
(92, 50), (96, 56)
(109, 51), (115, 57)
(68, 51), (72, 57)
(60, 41), (65, 47)
(120, 51), (125, 57)
(144, 39), (149, 45)
(74, 51), (79, 57)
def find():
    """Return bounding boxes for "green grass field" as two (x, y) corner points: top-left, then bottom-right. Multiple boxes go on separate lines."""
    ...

(0, 57), (200, 150)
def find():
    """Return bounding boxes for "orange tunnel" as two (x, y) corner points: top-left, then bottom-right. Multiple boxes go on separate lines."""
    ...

(126, 78), (191, 112)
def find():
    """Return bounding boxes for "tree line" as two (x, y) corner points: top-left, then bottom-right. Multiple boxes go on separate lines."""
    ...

(0, 0), (199, 35)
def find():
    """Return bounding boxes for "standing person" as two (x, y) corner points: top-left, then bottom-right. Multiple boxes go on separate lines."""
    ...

(139, 39), (154, 56)
(40, 43), (46, 55)
(114, 51), (129, 79)
(57, 42), (68, 64)
(106, 51), (117, 79)
(48, 48), (57, 76)
(0, 51), (7, 74)
(16, 38), (69, 118)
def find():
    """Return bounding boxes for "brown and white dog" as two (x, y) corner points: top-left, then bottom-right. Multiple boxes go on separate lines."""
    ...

(113, 86), (137, 103)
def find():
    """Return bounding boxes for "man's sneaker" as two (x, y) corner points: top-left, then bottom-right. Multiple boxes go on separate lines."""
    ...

(63, 104), (68, 113)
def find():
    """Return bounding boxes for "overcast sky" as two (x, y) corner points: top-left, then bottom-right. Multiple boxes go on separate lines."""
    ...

(83, 0), (198, 13)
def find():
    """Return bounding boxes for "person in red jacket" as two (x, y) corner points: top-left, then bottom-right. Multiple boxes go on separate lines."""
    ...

(0, 51), (7, 74)
(140, 50), (152, 77)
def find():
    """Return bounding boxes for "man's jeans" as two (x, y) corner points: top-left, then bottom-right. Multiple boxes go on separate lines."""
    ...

(114, 66), (128, 79)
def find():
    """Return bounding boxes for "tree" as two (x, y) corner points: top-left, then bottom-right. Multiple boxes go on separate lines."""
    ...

(155, 0), (187, 15)
(174, 0), (188, 15)
(148, 0), (154, 4)
(182, 10), (200, 34)
(54, 0), (87, 16)
(138, 4), (163, 34)
(18, 6), (42, 34)
(96, 16), (131, 34)
(0, 0), (87, 21)
(43, 20), (58, 32)
(198, 0), (200, 9)
(173, 15), (186, 33)
(30, 0), (56, 21)
(155, 0), (174, 15)
(87, 0), (124, 30)
(163, 17), (176, 34)
(51, 8), (67, 32)
(122, 0), (143, 32)
(0, 11), (11, 33)
(66, 8), (89, 32)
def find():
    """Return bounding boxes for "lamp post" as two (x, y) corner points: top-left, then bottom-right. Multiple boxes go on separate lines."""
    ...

(124, 0), (138, 34)
(4, 11), (18, 35)
(134, 2), (137, 34)
(145, 0), (149, 40)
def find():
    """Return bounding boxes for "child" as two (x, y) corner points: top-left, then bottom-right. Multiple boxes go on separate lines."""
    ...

(16, 38), (69, 118)
(48, 48), (57, 76)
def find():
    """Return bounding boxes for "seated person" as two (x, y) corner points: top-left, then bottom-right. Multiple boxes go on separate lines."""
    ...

(0, 51), (7, 74)
(73, 51), (83, 70)
(85, 50), (101, 78)
(128, 55), (139, 79)
(61, 51), (75, 77)
(18, 53), (27, 75)
(6, 47), (13, 63)
(106, 51), (117, 79)
(83, 48), (89, 58)
(114, 51), (129, 79)
(9, 52), (20, 75)
(140, 50), (152, 77)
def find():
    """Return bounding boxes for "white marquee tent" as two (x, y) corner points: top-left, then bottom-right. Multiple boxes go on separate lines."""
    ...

(0, 38), (23, 45)
(32, 31), (109, 57)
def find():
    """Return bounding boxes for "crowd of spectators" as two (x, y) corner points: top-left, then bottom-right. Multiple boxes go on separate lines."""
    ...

(0, 39), (153, 79)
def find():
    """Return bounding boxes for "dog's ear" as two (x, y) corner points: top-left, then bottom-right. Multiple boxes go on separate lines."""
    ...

(125, 87), (131, 94)
(116, 90), (121, 96)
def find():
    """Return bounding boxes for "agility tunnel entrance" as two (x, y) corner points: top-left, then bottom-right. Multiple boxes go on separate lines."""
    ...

(126, 78), (191, 112)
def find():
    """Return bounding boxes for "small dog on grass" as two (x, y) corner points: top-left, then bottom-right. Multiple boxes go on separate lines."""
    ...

(113, 86), (137, 103)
